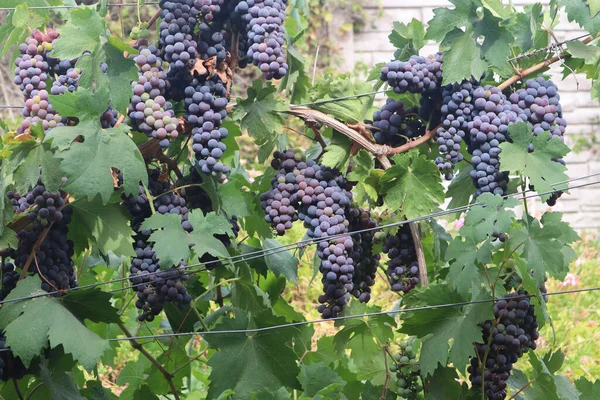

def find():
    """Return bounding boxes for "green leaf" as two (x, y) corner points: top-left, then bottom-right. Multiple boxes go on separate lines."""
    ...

(425, 0), (477, 42)
(299, 362), (345, 396)
(592, 0), (600, 17)
(218, 175), (253, 219)
(132, 385), (160, 400)
(333, 302), (396, 384)
(576, 377), (600, 400)
(142, 210), (233, 268)
(80, 380), (119, 400)
(463, 193), (519, 242)
(52, 7), (105, 59)
(70, 197), (136, 257)
(560, 0), (600, 36)
(320, 144), (348, 170)
(62, 289), (120, 324)
(49, 87), (110, 122)
(381, 151), (444, 219)
(44, 119), (147, 204)
(566, 40), (600, 61)
(446, 164), (473, 215)
(348, 150), (382, 205)
(513, 4), (544, 53)
(6, 139), (63, 194)
(308, 74), (374, 123)
(204, 309), (301, 399)
(115, 356), (152, 397)
(0, 277), (108, 370)
(389, 19), (426, 61)
(473, 8), (514, 69)
(232, 80), (287, 149)
(446, 231), (493, 297)
(12, 4), (45, 29)
(440, 28), (488, 84)
(500, 124), (570, 201)
(400, 285), (492, 377)
(39, 363), (86, 400)
(508, 214), (574, 284)
(250, 388), (291, 400)
(262, 238), (298, 282)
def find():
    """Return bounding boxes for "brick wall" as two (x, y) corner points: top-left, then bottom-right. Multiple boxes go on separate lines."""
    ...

(336, 0), (600, 229)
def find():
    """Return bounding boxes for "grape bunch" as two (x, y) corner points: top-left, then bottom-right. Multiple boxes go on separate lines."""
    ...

(435, 80), (478, 180)
(0, 331), (28, 382)
(197, 18), (228, 64)
(467, 86), (521, 197)
(508, 78), (567, 205)
(13, 29), (57, 98)
(383, 224), (420, 293)
(184, 75), (230, 174)
(7, 179), (76, 293)
(50, 67), (81, 95)
(13, 31), (65, 134)
(129, 236), (192, 322)
(0, 254), (19, 301)
(261, 150), (356, 318)
(235, 0), (289, 79)
(128, 46), (178, 148)
(372, 98), (425, 146)
(380, 53), (443, 95)
(390, 337), (422, 400)
(158, 0), (200, 100)
(468, 292), (540, 400)
(347, 207), (379, 303)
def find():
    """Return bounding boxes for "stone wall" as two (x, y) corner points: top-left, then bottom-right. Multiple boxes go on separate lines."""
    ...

(335, 0), (600, 229)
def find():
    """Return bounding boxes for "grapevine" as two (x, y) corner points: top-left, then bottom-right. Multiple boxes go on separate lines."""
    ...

(0, 1), (597, 399)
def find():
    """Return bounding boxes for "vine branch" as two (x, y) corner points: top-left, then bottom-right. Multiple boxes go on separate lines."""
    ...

(117, 322), (180, 400)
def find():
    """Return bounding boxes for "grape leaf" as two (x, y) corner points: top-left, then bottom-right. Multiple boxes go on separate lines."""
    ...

(425, 0), (477, 42)
(446, 230), (493, 297)
(62, 289), (120, 324)
(320, 144), (349, 170)
(204, 309), (301, 399)
(308, 74), (374, 123)
(592, 0), (600, 18)
(250, 388), (291, 400)
(45, 88), (147, 203)
(39, 363), (86, 400)
(299, 362), (345, 397)
(440, 28), (488, 85)
(218, 174), (253, 219)
(0, 277), (108, 370)
(473, 8), (515, 69)
(500, 124), (570, 201)
(80, 380), (119, 400)
(231, 80), (287, 152)
(146, 343), (189, 395)
(12, 4), (45, 30)
(381, 151), (445, 220)
(463, 193), (519, 242)
(513, 4), (545, 53)
(388, 19), (426, 61)
(560, 0), (600, 36)
(576, 377), (600, 400)
(445, 164), (473, 217)
(348, 150), (383, 205)
(76, 42), (138, 113)
(508, 214), (574, 284)
(333, 302), (396, 384)
(52, 7), (104, 59)
(6, 138), (63, 194)
(69, 197), (136, 257)
(262, 238), (298, 282)
(399, 284), (492, 377)
(232, 265), (271, 314)
(115, 356), (152, 399)
(141, 210), (233, 268)
(132, 385), (160, 400)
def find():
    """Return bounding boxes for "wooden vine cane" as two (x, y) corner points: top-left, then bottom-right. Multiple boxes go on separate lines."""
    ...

(285, 108), (430, 287)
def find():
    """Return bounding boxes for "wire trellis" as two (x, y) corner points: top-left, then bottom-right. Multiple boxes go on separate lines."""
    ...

(0, 174), (599, 308)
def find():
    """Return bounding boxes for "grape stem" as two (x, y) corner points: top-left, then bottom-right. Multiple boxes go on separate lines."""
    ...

(12, 376), (24, 400)
(498, 32), (599, 90)
(380, 343), (391, 400)
(117, 321), (181, 400)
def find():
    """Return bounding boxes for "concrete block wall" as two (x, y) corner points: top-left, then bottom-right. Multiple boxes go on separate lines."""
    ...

(340, 0), (600, 229)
